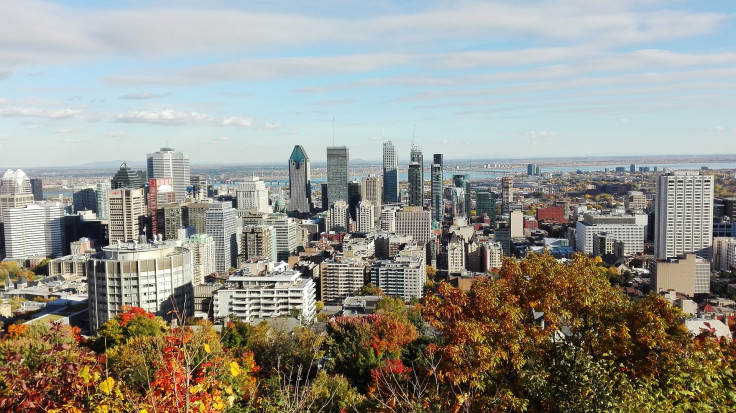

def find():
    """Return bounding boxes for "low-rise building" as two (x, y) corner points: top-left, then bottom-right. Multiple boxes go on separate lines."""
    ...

(212, 268), (316, 323)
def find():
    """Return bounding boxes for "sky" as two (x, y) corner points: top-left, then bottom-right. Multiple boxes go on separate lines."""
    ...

(1, 0), (736, 167)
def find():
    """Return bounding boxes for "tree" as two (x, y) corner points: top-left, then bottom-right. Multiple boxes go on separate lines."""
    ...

(354, 283), (383, 296)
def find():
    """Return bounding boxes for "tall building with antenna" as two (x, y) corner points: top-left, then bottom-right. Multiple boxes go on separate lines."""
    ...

(383, 141), (398, 204)
(431, 153), (444, 222)
(288, 145), (312, 214)
(408, 145), (424, 207)
(326, 146), (349, 208)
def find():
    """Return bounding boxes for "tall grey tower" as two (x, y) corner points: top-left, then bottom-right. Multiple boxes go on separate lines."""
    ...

(147, 147), (190, 202)
(383, 141), (398, 204)
(407, 145), (424, 207)
(288, 145), (312, 214)
(654, 171), (714, 260)
(326, 146), (349, 208)
(431, 153), (443, 222)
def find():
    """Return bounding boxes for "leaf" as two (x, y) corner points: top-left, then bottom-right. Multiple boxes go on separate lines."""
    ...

(204, 343), (211, 354)
(79, 366), (91, 384)
(99, 377), (115, 395)
(230, 361), (241, 377)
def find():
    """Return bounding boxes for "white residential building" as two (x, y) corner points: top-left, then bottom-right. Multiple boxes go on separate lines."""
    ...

(447, 234), (465, 274)
(327, 200), (349, 233)
(213, 268), (316, 323)
(380, 206), (399, 232)
(655, 171), (714, 260)
(263, 213), (297, 262)
(206, 202), (238, 273)
(185, 233), (215, 285)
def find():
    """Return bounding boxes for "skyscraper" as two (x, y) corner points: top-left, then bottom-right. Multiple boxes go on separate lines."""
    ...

(655, 171), (714, 260)
(73, 185), (98, 214)
(206, 202), (238, 273)
(147, 147), (190, 202)
(348, 180), (361, 222)
(501, 177), (514, 214)
(29, 178), (43, 201)
(263, 214), (297, 262)
(356, 201), (375, 233)
(108, 188), (146, 244)
(185, 233), (215, 285)
(408, 145), (424, 207)
(383, 141), (398, 204)
(431, 153), (443, 222)
(362, 174), (383, 227)
(326, 146), (349, 208)
(288, 145), (312, 214)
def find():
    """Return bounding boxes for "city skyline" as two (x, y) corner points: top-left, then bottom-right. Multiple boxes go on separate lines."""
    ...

(2, 1), (736, 167)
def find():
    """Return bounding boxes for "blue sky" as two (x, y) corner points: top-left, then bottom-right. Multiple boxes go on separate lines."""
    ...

(1, 0), (736, 166)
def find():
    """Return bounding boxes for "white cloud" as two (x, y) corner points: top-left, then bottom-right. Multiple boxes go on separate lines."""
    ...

(53, 128), (75, 134)
(620, 118), (630, 123)
(709, 126), (724, 132)
(211, 136), (230, 144)
(0, 106), (85, 119)
(108, 131), (127, 137)
(222, 116), (253, 127)
(114, 109), (214, 125)
(263, 123), (281, 129)
(524, 130), (557, 142)
(118, 92), (171, 100)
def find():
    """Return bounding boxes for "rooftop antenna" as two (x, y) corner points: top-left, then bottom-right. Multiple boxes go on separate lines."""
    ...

(411, 124), (416, 148)
(332, 117), (335, 146)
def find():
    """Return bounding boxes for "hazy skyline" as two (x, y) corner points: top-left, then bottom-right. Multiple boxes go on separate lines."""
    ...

(1, 1), (736, 167)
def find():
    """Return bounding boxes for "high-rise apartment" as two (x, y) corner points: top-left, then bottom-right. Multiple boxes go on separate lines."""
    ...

(327, 200), (349, 233)
(382, 141), (399, 204)
(148, 178), (176, 236)
(356, 201), (375, 233)
(362, 174), (383, 227)
(655, 171), (714, 260)
(185, 233), (215, 285)
(263, 214), (297, 262)
(326, 146), (349, 208)
(408, 146), (424, 207)
(147, 147), (190, 202)
(242, 225), (277, 263)
(431, 153), (443, 222)
(87, 241), (194, 331)
(288, 145), (312, 214)
(206, 202), (238, 273)
(108, 188), (146, 244)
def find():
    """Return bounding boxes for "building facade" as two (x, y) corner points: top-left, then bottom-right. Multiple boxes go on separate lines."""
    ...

(108, 188), (146, 244)
(185, 233), (215, 285)
(655, 172), (714, 260)
(326, 146), (349, 208)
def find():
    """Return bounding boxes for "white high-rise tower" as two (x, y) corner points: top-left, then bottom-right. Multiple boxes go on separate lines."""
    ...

(147, 147), (190, 202)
